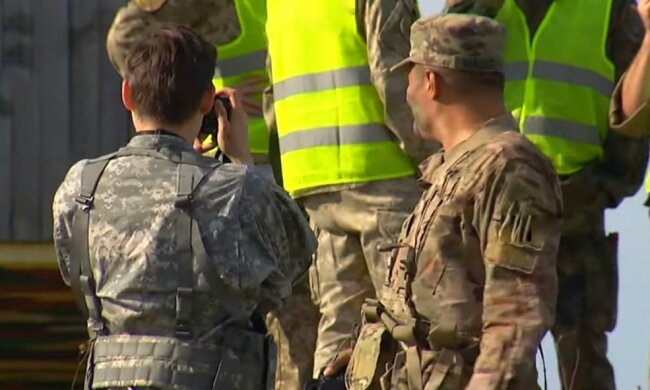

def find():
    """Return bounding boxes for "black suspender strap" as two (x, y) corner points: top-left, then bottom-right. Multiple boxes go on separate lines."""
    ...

(174, 163), (198, 339)
(70, 156), (115, 338)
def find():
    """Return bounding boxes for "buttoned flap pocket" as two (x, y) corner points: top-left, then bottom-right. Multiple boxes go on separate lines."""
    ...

(486, 199), (560, 275)
(346, 323), (389, 390)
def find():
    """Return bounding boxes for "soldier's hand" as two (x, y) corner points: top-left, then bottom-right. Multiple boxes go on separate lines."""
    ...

(215, 88), (254, 165)
(639, 0), (650, 32)
(322, 348), (352, 377)
(232, 75), (267, 117)
(193, 133), (217, 154)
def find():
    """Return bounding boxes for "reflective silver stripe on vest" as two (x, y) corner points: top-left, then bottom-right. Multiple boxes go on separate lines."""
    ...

(523, 117), (602, 145)
(505, 61), (613, 97)
(273, 66), (371, 101)
(504, 62), (529, 82)
(214, 50), (267, 79)
(280, 123), (392, 153)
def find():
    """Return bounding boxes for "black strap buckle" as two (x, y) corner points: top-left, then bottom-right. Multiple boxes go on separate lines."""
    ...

(74, 195), (94, 210)
(175, 287), (193, 339)
(175, 323), (192, 339)
(174, 194), (193, 209)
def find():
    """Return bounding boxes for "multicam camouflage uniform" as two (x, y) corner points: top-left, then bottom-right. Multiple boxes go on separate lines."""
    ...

(445, 1), (650, 388)
(345, 15), (562, 389)
(264, 0), (438, 375)
(106, 2), (320, 388)
(53, 133), (316, 389)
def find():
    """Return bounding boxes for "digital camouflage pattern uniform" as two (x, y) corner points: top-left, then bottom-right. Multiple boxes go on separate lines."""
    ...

(345, 14), (562, 390)
(106, 2), (320, 388)
(264, 0), (439, 375)
(53, 133), (316, 389)
(445, 1), (650, 388)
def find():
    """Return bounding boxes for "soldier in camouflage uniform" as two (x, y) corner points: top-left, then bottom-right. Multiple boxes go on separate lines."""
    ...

(338, 14), (562, 389)
(106, 2), (321, 388)
(263, 0), (439, 377)
(53, 25), (315, 389)
(444, 1), (650, 388)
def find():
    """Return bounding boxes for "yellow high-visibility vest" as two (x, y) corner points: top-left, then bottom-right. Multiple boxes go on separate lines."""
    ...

(265, 0), (416, 196)
(496, 0), (615, 175)
(211, 0), (269, 156)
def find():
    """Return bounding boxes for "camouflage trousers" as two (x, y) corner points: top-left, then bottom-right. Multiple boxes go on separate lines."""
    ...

(301, 177), (421, 376)
(552, 174), (618, 390)
(266, 275), (320, 390)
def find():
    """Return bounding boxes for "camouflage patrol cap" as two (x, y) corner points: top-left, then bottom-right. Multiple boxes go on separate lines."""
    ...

(391, 13), (506, 73)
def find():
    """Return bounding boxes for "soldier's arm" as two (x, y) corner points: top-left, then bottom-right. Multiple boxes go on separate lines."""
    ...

(606, 0), (650, 139)
(238, 172), (316, 308)
(52, 161), (86, 286)
(468, 160), (561, 389)
(106, 3), (157, 77)
(358, 0), (438, 164)
(263, 56), (283, 186)
(591, 0), (650, 207)
(617, 0), (650, 136)
(106, 0), (240, 77)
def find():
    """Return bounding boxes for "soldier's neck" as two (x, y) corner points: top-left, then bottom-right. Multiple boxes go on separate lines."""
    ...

(131, 113), (201, 145)
(436, 102), (506, 154)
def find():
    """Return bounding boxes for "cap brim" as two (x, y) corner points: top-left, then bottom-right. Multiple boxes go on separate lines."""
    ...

(390, 58), (414, 73)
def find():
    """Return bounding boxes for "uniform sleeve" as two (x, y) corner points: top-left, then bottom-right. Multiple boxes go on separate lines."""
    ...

(468, 162), (561, 389)
(237, 172), (316, 310)
(52, 161), (86, 286)
(358, 0), (438, 164)
(584, 0), (650, 207)
(608, 0), (650, 138)
(106, 0), (240, 77)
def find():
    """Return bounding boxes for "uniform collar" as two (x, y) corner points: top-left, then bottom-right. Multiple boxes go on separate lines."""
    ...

(127, 131), (195, 152)
(418, 113), (518, 185)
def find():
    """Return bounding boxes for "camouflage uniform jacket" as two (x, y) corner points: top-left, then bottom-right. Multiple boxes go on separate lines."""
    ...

(354, 115), (561, 389)
(53, 133), (316, 338)
(107, 0), (242, 77)
(446, 0), (650, 211)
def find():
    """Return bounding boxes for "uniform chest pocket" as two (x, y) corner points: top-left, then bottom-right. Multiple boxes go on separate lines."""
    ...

(410, 200), (475, 320)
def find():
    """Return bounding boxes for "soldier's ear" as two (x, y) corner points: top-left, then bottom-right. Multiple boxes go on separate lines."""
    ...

(199, 85), (216, 115)
(425, 68), (439, 100)
(122, 80), (134, 112)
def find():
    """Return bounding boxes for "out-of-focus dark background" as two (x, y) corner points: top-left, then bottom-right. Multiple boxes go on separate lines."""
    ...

(0, 1), (130, 387)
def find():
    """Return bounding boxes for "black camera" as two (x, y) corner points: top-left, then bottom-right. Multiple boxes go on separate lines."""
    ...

(200, 96), (232, 161)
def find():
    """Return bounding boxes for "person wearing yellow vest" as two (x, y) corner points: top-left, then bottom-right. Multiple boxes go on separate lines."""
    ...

(444, 0), (650, 388)
(106, 2), (322, 390)
(265, 0), (438, 379)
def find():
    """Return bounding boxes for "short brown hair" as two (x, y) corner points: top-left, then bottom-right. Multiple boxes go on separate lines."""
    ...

(124, 25), (215, 124)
